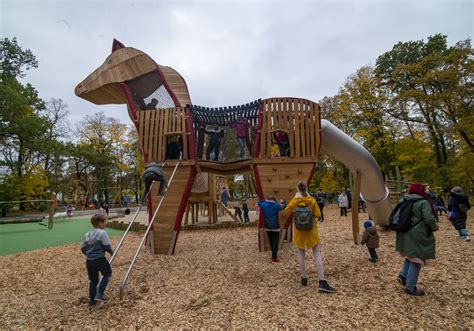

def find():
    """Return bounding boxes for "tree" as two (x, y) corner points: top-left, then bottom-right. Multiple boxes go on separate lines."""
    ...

(0, 38), (51, 204)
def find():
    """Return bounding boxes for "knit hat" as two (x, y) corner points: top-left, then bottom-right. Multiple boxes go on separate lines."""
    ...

(451, 186), (463, 194)
(145, 162), (160, 168)
(363, 220), (373, 229)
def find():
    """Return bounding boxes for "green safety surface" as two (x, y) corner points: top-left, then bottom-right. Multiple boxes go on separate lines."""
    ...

(0, 218), (124, 256)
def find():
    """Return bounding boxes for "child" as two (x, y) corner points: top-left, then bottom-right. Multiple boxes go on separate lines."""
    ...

(271, 139), (280, 157)
(234, 206), (243, 222)
(360, 220), (379, 262)
(81, 214), (114, 306)
(258, 195), (282, 263)
(242, 199), (250, 223)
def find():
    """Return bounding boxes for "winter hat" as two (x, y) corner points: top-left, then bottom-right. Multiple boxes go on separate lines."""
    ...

(451, 186), (463, 194)
(363, 220), (373, 229)
(145, 162), (160, 168)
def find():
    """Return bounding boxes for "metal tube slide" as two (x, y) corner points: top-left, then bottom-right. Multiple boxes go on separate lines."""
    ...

(320, 120), (392, 225)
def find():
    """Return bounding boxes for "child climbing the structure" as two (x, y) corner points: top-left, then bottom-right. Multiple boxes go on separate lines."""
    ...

(142, 162), (168, 203)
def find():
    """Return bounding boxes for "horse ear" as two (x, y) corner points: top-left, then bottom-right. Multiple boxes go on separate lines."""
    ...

(112, 39), (125, 52)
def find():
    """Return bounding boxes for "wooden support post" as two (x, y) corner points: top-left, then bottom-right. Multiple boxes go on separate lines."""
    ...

(48, 193), (55, 230)
(351, 172), (361, 244)
(184, 202), (190, 225)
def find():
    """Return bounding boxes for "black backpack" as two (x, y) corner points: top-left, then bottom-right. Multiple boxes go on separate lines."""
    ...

(294, 203), (313, 230)
(389, 198), (423, 232)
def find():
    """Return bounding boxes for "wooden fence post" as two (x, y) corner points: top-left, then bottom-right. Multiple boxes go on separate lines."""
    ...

(48, 193), (55, 230)
(351, 172), (362, 244)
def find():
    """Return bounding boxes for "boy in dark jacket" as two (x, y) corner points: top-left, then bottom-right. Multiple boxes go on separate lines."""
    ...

(448, 186), (471, 241)
(258, 195), (282, 263)
(242, 199), (250, 223)
(142, 162), (168, 203)
(360, 220), (380, 262)
(81, 214), (114, 306)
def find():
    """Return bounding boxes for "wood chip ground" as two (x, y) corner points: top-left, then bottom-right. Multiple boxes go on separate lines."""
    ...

(1, 205), (472, 329)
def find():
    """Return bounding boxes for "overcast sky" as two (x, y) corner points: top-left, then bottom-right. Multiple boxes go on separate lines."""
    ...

(1, 0), (472, 127)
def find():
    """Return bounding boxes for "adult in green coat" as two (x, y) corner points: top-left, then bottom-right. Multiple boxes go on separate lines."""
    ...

(396, 183), (438, 296)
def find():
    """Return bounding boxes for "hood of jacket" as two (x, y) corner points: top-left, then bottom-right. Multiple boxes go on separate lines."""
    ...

(404, 193), (426, 202)
(451, 192), (469, 204)
(366, 226), (377, 235)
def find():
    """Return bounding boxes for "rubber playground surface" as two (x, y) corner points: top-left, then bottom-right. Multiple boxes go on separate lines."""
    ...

(0, 217), (124, 256)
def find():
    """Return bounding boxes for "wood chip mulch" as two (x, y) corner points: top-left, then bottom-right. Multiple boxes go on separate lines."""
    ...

(1, 205), (472, 329)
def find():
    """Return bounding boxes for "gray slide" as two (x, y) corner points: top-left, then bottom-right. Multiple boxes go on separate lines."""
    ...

(320, 120), (393, 225)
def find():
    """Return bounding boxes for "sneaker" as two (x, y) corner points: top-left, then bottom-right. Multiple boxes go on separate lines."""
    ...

(369, 258), (377, 263)
(94, 295), (108, 302)
(318, 280), (336, 293)
(89, 300), (97, 307)
(271, 259), (280, 264)
(397, 275), (406, 286)
(300, 277), (308, 287)
(405, 287), (425, 296)
(465, 236), (471, 242)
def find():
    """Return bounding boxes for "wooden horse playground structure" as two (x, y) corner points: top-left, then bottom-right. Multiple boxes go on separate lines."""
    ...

(75, 39), (393, 258)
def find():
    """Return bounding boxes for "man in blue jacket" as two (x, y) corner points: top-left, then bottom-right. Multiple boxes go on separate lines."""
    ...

(258, 195), (282, 263)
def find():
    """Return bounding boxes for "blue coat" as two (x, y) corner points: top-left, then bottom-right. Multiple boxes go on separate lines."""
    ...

(258, 200), (281, 230)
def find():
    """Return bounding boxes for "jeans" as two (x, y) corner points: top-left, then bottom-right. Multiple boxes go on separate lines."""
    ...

(278, 142), (288, 156)
(399, 259), (421, 291)
(266, 231), (279, 260)
(86, 257), (112, 303)
(243, 209), (249, 222)
(237, 137), (246, 159)
(142, 172), (167, 203)
(458, 228), (469, 238)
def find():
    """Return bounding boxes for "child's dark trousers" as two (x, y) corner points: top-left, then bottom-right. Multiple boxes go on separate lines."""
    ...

(86, 257), (112, 304)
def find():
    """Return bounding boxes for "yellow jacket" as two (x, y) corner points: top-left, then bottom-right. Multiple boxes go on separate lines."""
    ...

(283, 195), (321, 249)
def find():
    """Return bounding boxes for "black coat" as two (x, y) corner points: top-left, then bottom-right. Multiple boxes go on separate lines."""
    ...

(448, 193), (471, 230)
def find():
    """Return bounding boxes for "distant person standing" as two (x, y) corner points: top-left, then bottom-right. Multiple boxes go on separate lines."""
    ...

(203, 123), (224, 161)
(315, 188), (325, 222)
(220, 186), (229, 207)
(274, 131), (289, 156)
(146, 98), (158, 110)
(448, 186), (471, 241)
(338, 191), (349, 217)
(229, 117), (250, 159)
(242, 199), (250, 223)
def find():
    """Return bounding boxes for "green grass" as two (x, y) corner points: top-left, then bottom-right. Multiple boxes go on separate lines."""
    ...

(0, 218), (124, 256)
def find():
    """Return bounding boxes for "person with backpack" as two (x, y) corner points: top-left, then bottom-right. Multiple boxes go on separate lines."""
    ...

(282, 182), (336, 293)
(447, 186), (471, 241)
(258, 195), (282, 264)
(395, 183), (438, 296)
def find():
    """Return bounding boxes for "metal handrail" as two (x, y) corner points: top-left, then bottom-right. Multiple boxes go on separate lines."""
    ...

(109, 181), (155, 266)
(119, 162), (180, 299)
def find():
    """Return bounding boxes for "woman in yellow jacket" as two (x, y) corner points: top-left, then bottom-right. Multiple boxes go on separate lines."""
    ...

(283, 182), (336, 293)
